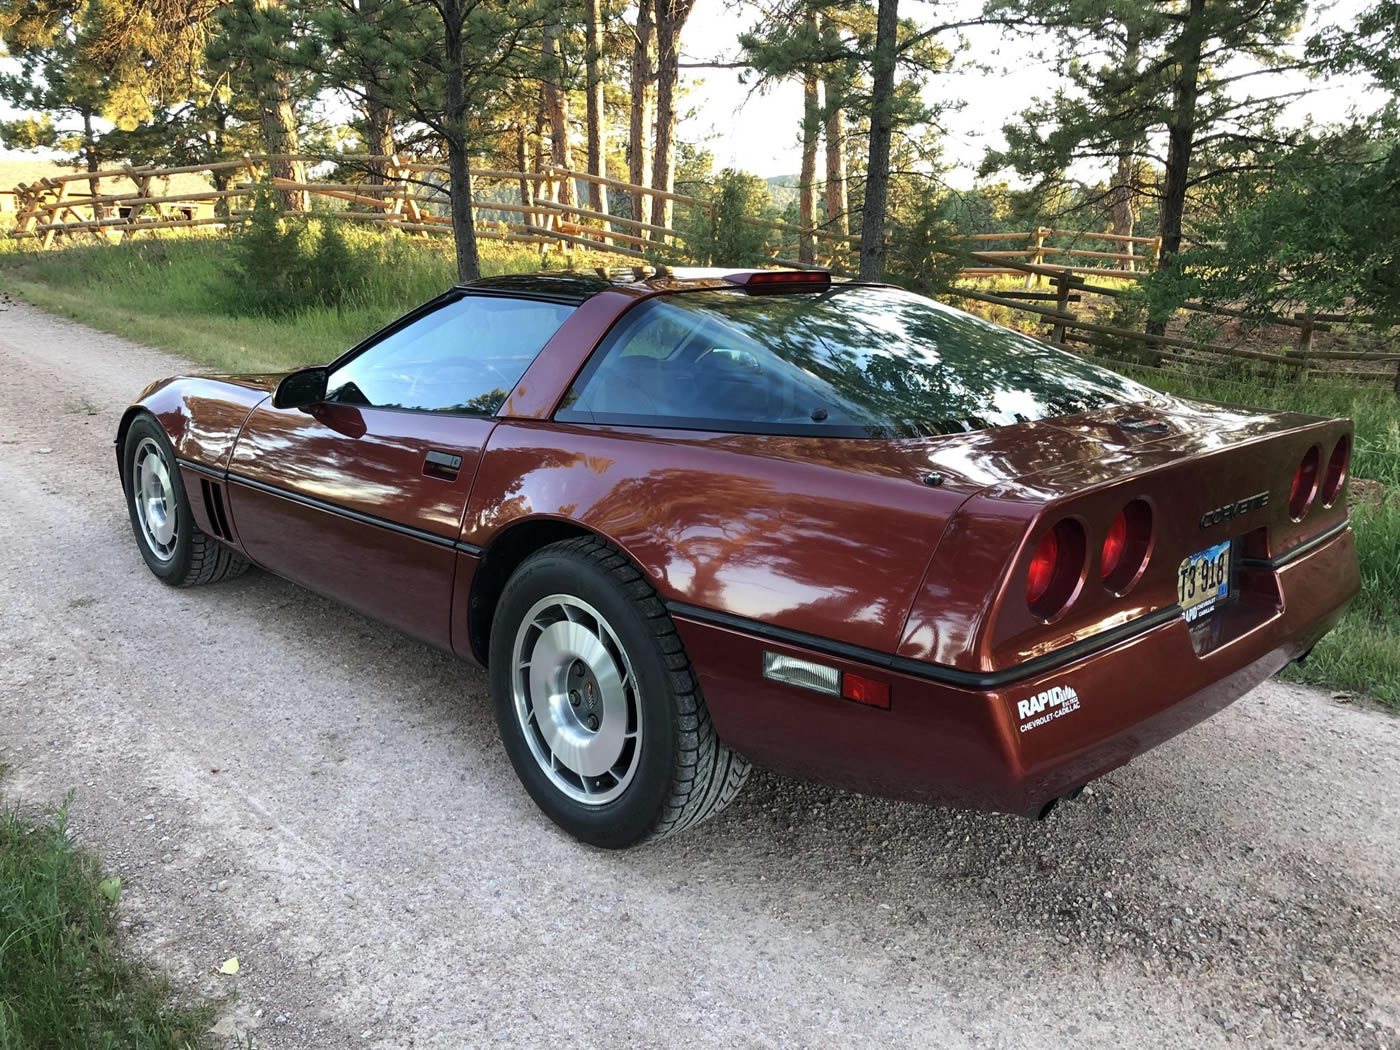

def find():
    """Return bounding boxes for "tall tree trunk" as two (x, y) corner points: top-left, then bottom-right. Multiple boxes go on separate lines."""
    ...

(80, 107), (100, 204)
(364, 95), (394, 185)
(859, 0), (898, 280)
(650, 0), (694, 234)
(252, 0), (306, 212)
(1110, 34), (1139, 271)
(1149, 0), (1206, 334)
(628, 0), (654, 224)
(212, 109), (231, 218)
(584, 0), (608, 215)
(542, 23), (575, 207)
(1111, 149), (1135, 270)
(517, 122), (534, 226)
(443, 0), (480, 282)
(823, 73), (848, 240)
(799, 65), (819, 264)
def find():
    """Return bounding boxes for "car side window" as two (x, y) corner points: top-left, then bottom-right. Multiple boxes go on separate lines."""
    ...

(326, 294), (574, 415)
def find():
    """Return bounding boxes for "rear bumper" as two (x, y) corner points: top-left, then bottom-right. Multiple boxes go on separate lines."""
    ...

(673, 525), (1359, 814)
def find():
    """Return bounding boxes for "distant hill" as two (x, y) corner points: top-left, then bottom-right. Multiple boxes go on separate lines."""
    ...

(766, 175), (799, 212)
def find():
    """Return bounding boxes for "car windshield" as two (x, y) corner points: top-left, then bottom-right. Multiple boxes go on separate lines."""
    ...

(557, 285), (1155, 438)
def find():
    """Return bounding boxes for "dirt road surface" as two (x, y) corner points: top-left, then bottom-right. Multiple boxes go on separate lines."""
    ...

(1, 295), (1397, 1049)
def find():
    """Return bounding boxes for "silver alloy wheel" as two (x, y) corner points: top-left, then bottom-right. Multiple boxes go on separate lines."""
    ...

(133, 436), (178, 561)
(511, 593), (643, 806)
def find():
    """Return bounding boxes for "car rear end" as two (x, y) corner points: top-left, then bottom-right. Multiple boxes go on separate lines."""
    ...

(678, 402), (1358, 815)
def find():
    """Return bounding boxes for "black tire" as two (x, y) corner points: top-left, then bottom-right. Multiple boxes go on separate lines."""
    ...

(490, 536), (750, 848)
(121, 414), (250, 587)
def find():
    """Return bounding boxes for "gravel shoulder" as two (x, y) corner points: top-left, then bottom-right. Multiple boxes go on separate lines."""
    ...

(1, 293), (1397, 1050)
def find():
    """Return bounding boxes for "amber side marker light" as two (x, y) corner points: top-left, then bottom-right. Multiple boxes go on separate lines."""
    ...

(1290, 445), (1322, 520)
(761, 652), (891, 709)
(1321, 435), (1351, 507)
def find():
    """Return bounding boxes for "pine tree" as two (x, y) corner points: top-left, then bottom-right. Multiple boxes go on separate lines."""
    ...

(982, 0), (1318, 294)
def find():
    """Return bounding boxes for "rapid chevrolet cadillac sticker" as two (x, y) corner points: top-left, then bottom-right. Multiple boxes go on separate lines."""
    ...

(1017, 684), (1081, 732)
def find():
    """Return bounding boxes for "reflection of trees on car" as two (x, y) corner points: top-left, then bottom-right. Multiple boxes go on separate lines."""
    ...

(565, 286), (1155, 439)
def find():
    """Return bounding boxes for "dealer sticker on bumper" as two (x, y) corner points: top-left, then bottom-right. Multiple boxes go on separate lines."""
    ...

(1017, 684), (1081, 733)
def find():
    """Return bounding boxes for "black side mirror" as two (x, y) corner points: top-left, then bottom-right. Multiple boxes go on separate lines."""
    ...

(273, 366), (329, 409)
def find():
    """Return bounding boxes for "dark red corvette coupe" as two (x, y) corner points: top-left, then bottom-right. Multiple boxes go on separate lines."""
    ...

(118, 268), (1360, 847)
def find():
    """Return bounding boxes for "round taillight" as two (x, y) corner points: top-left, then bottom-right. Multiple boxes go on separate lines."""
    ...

(1101, 511), (1128, 578)
(1289, 446), (1321, 520)
(1101, 499), (1154, 593)
(1026, 519), (1086, 619)
(1027, 529), (1059, 605)
(1321, 435), (1350, 507)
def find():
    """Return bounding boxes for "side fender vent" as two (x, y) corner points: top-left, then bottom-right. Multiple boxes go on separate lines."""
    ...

(199, 478), (234, 540)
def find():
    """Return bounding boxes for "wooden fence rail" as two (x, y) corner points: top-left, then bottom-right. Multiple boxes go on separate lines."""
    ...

(953, 254), (1400, 394)
(7, 156), (1164, 280)
(9, 154), (1393, 392)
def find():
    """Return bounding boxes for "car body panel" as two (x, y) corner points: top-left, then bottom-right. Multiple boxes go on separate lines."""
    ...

(225, 400), (494, 649)
(460, 419), (973, 655)
(117, 269), (1362, 816)
(676, 524), (1356, 810)
(134, 374), (275, 470)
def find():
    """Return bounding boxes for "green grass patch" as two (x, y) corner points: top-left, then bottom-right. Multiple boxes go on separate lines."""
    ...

(0, 228), (585, 372)
(0, 789), (213, 1049)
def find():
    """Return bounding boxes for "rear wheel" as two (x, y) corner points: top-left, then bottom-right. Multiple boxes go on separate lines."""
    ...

(490, 536), (750, 848)
(122, 415), (249, 587)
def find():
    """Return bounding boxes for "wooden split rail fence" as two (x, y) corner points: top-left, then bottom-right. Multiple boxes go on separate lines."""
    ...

(5, 154), (860, 265)
(953, 253), (1400, 394)
(6, 156), (1160, 281)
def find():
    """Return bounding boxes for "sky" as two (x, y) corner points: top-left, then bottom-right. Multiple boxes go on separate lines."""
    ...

(677, 0), (1385, 184)
(1, 0), (1388, 186)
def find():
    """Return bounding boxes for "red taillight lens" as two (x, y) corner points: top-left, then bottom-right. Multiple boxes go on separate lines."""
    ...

(1321, 435), (1350, 506)
(1101, 510), (1128, 578)
(1101, 499), (1154, 594)
(1027, 529), (1060, 605)
(1026, 519), (1086, 618)
(1289, 446), (1321, 520)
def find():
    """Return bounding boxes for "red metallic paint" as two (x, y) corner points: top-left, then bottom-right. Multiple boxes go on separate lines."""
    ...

(118, 271), (1363, 816)
(459, 420), (972, 655)
(226, 401), (493, 648)
(675, 527), (1356, 811)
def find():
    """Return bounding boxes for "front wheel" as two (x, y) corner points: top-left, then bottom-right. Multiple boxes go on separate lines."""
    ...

(490, 537), (750, 848)
(121, 414), (249, 587)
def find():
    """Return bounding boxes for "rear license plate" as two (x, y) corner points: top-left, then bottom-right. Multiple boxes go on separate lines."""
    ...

(1178, 540), (1232, 623)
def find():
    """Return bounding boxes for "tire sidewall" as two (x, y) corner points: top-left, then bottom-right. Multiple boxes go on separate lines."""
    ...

(490, 549), (678, 848)
(122, 415), (194, 583)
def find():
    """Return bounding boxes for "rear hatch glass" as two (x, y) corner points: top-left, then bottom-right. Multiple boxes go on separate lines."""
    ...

(557, 285), (1156, 438)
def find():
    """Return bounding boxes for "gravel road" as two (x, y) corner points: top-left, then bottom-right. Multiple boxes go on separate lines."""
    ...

(1, 293), (1398, 1050)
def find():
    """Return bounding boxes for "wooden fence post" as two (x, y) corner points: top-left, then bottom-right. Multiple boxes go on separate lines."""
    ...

(41, 181), (68, 249)
(1049, 268), (1074, 344)
(1295, 310), (1315, 381)
(1026, 227), (1045, 289)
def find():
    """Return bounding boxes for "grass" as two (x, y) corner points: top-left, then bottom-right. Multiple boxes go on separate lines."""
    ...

(0, 228), (592, 372)
(0, 786), (214, 1049)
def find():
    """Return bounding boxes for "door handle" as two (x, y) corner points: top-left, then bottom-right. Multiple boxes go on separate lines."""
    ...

(423, 449), (463, 480)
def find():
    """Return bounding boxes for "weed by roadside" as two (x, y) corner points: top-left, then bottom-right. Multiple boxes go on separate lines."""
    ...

(0, 788), (214, 1049)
